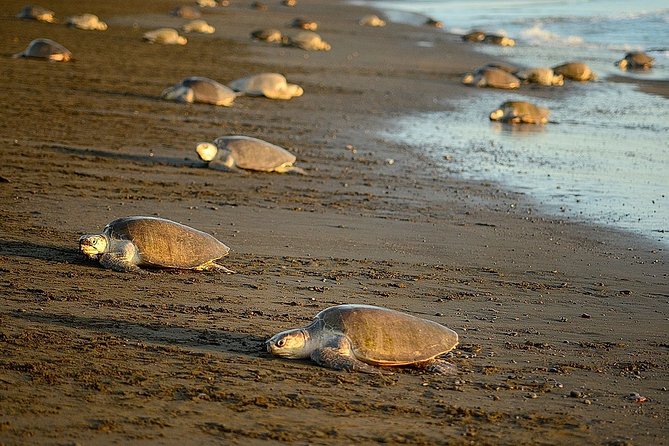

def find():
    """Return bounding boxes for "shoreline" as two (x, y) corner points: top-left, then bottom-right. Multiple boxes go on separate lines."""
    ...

(1, 0), (667, 445)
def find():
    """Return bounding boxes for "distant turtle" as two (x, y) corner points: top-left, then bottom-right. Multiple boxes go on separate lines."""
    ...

(282, 0), (297, 6)
(424, 18), (444, 28)
(615, 51), (654, 70)
(516, 67), (564, 86)
(197, 0), (218, 6)
(171, 5), (201, 19)
(266, 304), (459, 374)
(283, 31), (331, 51)
(359, 14), (386, 27)
(16, 5), (55, 23)
(196, 135), (306, 174)
(79, 216), (234, 273)
(182, 19), (215, 34)
(552, 62), (597, 81)
(66, 13), (108, 31)
(462, 67), (520, 89)
(462, 30), (485, 42)
(484, 34), (515, 46)
(290, 17), (318, 31)
(251, 28), (283, 42)
(143, 28), (187, 45)
(161, 77), (239, 106)
(228, 73), (303, 100)
(489, 100), (550, 124)
(13, 38), (72, 62)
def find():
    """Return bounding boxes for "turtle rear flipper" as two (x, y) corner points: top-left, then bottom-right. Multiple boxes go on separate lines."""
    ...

(421, 358), (458, 375)
(194, 260), (236, 274)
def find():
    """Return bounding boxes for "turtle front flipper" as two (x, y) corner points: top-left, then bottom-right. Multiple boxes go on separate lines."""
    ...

(208, 159), (245, 174)
(194, 260), (236, 274)
(311, 336), (385, 374)
(99, 241), (143, 273)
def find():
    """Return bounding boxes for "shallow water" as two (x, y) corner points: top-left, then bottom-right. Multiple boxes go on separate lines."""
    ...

(352, 0), (669, 246)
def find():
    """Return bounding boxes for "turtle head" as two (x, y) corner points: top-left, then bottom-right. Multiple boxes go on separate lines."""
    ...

(266, 328), (311, 358)
(615, 59), (628, 69)
(196, 142), (219, 162)
(461, 73), (474, 85)
(79, 234), (109, 259)
(489, 109), (504, 121)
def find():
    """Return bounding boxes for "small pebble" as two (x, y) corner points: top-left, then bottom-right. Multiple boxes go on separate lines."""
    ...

(570, 390), (583, 398)
(581, 313), (591, 319)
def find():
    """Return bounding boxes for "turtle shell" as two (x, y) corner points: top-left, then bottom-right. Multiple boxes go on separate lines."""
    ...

(213, 136), (296, 172)
(552, 62), (595, 81)
(181, 77), (237, 104)
(315, 304), (458, 365)
(625, 52), (654, 67)
(228, 73), (286, 97)
(19, 39), (72, 60)
(477, 68), (521, 89)
(103, 216), (229, 268)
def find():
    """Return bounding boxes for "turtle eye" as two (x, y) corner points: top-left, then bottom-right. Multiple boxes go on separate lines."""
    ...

(276, 339), (286, 348)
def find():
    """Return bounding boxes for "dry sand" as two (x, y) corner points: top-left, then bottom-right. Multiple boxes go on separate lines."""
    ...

(1, 0), (667, 445)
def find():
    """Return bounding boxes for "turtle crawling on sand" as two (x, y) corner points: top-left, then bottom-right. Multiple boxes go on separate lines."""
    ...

(615, 51), (654, 70)
(282, 31), (331, 51)
(182, 19), (215, 34)
(483, 34), (515, 46)
(266, 304), (459, 374)
(17, 5), (55, 23)
(196, 136), (305, 174)
(143, 28), (187, 45)
(161, 77), (239, 106)
(66, 13), (108, 31)
(552, 62), (597, 81)
(462, 67), (520, 89)
(251, 28), (283, 43)
(228, 73), (303, 100)
(13, 38), (72, 62)
(79, 216), (234, 273)
(489, 101), (550, 125)
(516, 67), (564, 86)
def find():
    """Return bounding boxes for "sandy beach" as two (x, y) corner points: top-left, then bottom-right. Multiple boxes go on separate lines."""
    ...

(1, 0), (667, 445)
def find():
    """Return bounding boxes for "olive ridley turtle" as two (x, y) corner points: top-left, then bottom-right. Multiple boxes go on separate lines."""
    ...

(228, 73), (303, 100)
(66, 13), (108, 31)
(516, 67), (564, 86)
(17, 5), (55, 22)
(489, 101), (550, 125)
(462, 67), (521, 89)
(283, 31), (331, 51)
(161, 77), (240, 106)
(196, 136), (305, 174)
(266, 304), (459, 374)
(615, 52), (654, 70)
(13, 38), (72, 62)
(79, 216), (234, 273)
(143, 28), (187, 45)
(552, 62), (597, 81)
(182, 19), (215, 34)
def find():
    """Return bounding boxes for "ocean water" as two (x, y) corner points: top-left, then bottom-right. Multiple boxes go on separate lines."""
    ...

(351, 0), (669, 246)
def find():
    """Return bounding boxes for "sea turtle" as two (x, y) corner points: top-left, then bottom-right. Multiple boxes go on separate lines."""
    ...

(170, 5), (201, 19)
(251, 28), (283, 43)
(516, 67), (564, 86)
(615, 51), (654, 70)
(16, 5), (55, 23)
(359, 14), (386, 27)
(552, 62), (597, 81)
(481, 62), (519, 74)
(462, 30), (485, 42)
(196, 135), (306, 174)
(282, 0), (297, 6)
(197, 0), (218, 7)
(182, 19), (215, 34)
(489, 100), (550, 124)
(266, 304), (459, 374)
(283, 31), (331, 51)
(424, 18), (444, 28)
(484, 34), (515, 46)
(66, 13), (108, 31)
(143, 28), (187, 45)
(228, 73), (303, 100)
(13, 38), (72, 62)
(251, 1), (268, 11)
(290, 17), (318, 31)
(79, 216), (234, 273)
(161, 77), (239, 106)
(462, 67), (521, 89)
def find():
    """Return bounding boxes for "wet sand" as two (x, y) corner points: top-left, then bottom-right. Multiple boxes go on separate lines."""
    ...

(1, 1), (667, 445)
